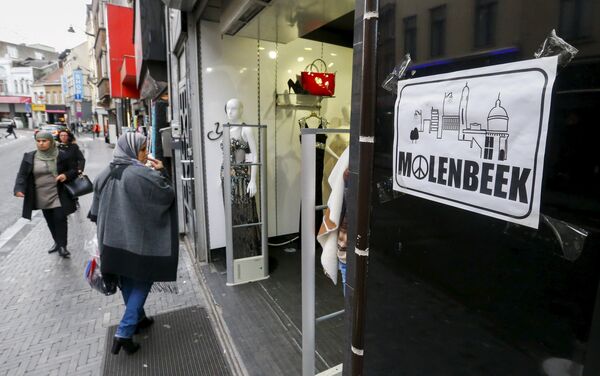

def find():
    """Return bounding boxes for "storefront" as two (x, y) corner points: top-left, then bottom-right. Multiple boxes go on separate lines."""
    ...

(161, 0), (600, 375)
(164, 0), (354, 373)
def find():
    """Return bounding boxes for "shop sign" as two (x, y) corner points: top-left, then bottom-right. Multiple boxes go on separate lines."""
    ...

(73, 69), (84, 101)
(393, 56), (557, 228)
(31, 104), (46, 112)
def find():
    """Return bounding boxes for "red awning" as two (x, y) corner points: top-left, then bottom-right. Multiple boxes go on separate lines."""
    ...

(46, 110), (66, 114)
(0, 96), (32, 104)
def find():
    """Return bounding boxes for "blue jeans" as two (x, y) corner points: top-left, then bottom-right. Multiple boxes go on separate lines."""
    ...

(115, 276), (153, 339)
(339, 261), (347, 296)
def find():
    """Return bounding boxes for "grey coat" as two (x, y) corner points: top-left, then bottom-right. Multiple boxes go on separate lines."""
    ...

(89, 164), (178, 282)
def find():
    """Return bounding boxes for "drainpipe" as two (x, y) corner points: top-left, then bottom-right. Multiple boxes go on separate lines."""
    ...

(351, 0), (378, 375)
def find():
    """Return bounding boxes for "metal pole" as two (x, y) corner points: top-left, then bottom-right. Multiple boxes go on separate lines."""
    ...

(351, 0), (379, 374)
(301, 132), (316, 376)
(223, 124), (235, 285)
(260, 125), (269, 276)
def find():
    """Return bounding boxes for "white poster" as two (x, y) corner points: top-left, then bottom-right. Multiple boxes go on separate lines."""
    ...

(393, 56), (557, 229)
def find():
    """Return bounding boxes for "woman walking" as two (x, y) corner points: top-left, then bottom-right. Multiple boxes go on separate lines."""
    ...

(13, 132), (78, 258)
(89, 132), (178, 355)
(58, 130), (86, 173)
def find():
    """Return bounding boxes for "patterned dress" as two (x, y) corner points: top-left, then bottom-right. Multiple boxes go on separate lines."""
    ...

(221, 137), (261, 259)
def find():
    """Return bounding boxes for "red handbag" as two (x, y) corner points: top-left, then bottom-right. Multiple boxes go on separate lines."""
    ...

(300, 58), (336, 96)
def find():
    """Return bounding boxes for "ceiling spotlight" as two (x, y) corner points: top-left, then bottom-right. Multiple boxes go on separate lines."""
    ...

(268, 51), (277, 59)
(297, 57), (304, 62)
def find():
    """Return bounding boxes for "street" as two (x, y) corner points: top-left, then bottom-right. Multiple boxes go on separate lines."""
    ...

(0, 133), (209, 376)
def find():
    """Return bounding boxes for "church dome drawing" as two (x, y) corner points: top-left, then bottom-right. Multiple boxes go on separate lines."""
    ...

(487, 94), (509, 132)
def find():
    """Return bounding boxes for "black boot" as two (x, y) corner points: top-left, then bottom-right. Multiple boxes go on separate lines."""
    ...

(47, 243), (59, 254)
(111, 337), (140, 355)
(135, 316), (155, 334)
(57, 247), (71, 258)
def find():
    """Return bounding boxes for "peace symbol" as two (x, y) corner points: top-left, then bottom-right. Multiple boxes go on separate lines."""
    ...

(412, 155), (428, 180)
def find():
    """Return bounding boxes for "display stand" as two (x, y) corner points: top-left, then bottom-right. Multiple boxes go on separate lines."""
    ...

(223, 123), (269, 286)
(301, 127), (350, 376)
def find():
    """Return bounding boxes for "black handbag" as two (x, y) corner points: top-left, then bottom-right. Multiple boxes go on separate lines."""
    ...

(64, 174), (93, 197)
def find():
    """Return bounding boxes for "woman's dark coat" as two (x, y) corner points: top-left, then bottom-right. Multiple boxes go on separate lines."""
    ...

(58, 143), (86, 172)
(13, 150), (79, 220)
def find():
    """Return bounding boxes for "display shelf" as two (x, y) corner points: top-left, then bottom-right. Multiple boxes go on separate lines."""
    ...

(275, 93), (334, 109)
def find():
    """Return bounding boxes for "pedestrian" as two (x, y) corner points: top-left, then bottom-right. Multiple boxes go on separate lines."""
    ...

(13, 132), (79, 258)
(58, 130), (86, 173)
(89, 132), (178, 355)
(95, 124), (101, 139)
(4, 118), (17, 139)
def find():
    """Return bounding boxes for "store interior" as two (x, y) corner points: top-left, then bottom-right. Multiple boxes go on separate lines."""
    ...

(197, 9), (355, 374)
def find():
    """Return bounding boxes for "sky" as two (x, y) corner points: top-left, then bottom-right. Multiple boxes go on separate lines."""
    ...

(0, 0), (89, 53)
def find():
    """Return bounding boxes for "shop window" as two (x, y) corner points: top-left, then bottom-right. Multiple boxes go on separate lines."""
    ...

(559, 0), (593, 40)
(430, 5), (447, 58)
(474, 0), (497, 48)
(7, 46), (18, 59)
(403, 15), (417, 59)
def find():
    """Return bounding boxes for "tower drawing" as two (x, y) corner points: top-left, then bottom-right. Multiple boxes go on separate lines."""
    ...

(458, 82), (469, 140)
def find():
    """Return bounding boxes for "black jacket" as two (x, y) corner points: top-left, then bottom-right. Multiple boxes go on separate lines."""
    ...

(13, 150), (79, 219)
(58, 143), (86, 172)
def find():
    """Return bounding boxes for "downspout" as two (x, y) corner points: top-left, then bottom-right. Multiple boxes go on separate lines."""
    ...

(351, 0), (378, 375)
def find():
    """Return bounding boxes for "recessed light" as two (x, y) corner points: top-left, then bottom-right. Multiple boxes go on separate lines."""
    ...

(268, 51), (278, 59)
(297, 57), (304, 62)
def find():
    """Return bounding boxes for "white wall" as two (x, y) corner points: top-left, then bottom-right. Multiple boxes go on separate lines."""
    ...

(201, 21), (352, 249)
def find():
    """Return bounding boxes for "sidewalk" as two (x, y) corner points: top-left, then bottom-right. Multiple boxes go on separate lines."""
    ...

(0, 137), (227, 376)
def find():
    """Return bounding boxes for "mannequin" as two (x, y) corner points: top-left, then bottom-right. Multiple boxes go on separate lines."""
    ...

(221, 98), (260, 258)
(226, 98), (257, 197)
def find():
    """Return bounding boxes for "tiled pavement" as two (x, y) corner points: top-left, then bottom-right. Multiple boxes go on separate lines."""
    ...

(0, 138), (210, 376)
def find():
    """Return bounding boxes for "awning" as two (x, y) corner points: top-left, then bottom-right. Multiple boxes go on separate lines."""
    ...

(0, 96), (32, 104)
(46, 110), (66, 114)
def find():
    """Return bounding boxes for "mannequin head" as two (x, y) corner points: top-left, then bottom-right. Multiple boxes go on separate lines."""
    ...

(225, 98), (243, 122)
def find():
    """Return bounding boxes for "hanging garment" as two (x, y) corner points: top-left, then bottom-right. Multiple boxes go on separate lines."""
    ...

(221, 137), (261, 259)
(317, 147), (349, 284)
(299, 116), (328, 233)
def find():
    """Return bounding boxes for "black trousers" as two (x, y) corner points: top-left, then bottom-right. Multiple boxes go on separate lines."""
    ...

(42, 207), (68, 248)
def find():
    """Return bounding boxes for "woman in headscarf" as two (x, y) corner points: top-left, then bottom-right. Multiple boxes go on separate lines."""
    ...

(89, 132), (178, 355)
(13, 132), (79, 258)
(58, 129), (86, 173)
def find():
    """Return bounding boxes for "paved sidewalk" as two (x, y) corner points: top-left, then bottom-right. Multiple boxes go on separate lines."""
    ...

(0, 138), (210, 376)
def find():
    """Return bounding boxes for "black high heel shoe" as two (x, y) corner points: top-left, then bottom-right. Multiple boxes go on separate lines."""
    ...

(287, 78), (307, 94)
(135, 316), (155, 334)
(111, 337), (140, 355)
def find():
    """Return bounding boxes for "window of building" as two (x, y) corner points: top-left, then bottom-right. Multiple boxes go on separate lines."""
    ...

(34, 52), (45, 60)
(7, 46), (18, 59)
(484, 136), (494, 159)
(474, 0), (497, 48)
(14, 80), (19, 93)
(559, 0), (593, 40)
(19, 79), (25, 94)
(430, 5), (447, 58)
(403, 16), (417, 59)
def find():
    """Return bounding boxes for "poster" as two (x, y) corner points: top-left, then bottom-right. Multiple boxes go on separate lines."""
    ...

(393, 56), (557, 228)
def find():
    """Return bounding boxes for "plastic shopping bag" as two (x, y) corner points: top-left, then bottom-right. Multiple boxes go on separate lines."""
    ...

(84, 236), (117, 296)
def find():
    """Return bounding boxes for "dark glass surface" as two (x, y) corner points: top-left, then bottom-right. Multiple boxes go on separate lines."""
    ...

(363, 1), (600, 374)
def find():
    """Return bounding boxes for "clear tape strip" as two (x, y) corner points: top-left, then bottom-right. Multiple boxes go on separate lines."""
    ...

(355, 247), (369, 256)
(364, 11), (379, 20)
(352, 346), (364, 356)
(359, 136), (374, 143)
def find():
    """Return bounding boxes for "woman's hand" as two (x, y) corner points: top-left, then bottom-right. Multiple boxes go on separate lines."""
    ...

(15, 192), (24, 198)
(55, 174), (67, 182)
(147, 157), (164, 171)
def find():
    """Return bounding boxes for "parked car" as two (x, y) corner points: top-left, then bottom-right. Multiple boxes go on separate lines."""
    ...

(34, 124), (67, 140)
